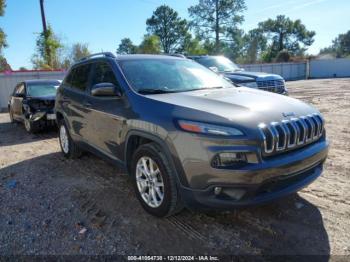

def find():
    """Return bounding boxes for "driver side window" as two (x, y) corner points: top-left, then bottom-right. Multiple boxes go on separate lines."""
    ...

(91, 62), (120, 91)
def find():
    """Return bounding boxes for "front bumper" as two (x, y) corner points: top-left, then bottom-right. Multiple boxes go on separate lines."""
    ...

(29, 111), (56, 122)
(176, 139), (329, 210)
(180, 161), (324, 210)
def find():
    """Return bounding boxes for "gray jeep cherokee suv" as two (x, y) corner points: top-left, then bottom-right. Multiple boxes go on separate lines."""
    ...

(55, 52), (329, 217)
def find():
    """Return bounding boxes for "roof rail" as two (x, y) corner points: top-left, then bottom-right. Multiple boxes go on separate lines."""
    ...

(79, 52), (116, 62)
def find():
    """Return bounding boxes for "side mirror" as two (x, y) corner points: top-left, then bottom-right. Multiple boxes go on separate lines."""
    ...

(15, 93), (25, 98)
(209, 66), (219, 73)
(91, 83), (121, 97)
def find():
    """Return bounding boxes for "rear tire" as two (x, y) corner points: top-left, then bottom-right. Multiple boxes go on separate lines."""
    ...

(58, 120), (82, 159)
(131, 142), (183, 217)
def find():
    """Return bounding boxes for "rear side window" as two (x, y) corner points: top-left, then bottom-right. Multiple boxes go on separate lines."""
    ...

(67, 64), (92, 91)
(91, 62), (119, 89)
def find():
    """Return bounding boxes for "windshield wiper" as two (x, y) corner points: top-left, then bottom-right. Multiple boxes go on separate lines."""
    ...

(179, 86), (224, 92)
(138, 88), (177, 94)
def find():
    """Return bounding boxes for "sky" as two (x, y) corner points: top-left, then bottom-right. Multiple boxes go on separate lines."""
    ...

(1, 0), (349, 69)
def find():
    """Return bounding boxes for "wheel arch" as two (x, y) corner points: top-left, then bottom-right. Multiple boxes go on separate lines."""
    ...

(124, 130), (189, 187)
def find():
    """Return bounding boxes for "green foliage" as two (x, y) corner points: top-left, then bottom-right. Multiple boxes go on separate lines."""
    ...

(117, 38), (138, 54)
(188, 0), (246, 53)
(180, 33), (207, 55)
(70, 43), (91, 62)
(32, 25), (63, 69)
(146, 5), (188, 53)
(0, 0), (5, 16)
(0, 0), (7, 53)
(320, 30), (350, 58)
(240, 29), (267, 63)
(0, 55), (11, 71)
(258, 15), (315, 61)
(223, 28), (245, 60)
(0, 28), (7, 51)
(275, 49), (291, 62)
(138, 35), (161, 54)
(58, 42), (91, 69)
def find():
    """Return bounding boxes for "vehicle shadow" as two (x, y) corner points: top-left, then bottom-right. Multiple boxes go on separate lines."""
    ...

(0, 151), (330, 257)
(0, 121), (57, 147)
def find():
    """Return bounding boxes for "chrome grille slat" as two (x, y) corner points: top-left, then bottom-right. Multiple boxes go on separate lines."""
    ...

(259, 114), (324, 155)
(297, 118), (307, 144)
(288, 120), (298, 148)
(312, 113), (323, 138)
(257, 80), (285, 94)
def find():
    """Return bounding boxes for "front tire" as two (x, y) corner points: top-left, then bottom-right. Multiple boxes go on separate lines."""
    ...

(131, 142), (183, 217)
(24, 118), (39, 133)
(58, 120), (82, 159)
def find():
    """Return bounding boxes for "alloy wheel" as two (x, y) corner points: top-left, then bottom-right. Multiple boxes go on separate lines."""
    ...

(24, 119), (31, 132)
(136, 156), (165, 208)
(59, 124), (69, 154)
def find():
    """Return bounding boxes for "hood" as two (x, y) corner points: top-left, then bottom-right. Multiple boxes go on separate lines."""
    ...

(224, 71), (283, 83)
(145, 87), (318, 129)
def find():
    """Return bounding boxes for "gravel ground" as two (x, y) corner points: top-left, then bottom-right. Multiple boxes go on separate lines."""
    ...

(0, 78), (349, 256)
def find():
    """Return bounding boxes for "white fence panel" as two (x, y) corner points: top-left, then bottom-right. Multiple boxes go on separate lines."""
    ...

(0, 70), (66, 110)
(240, 62), (307, 81)
(310, 58), (350, 78)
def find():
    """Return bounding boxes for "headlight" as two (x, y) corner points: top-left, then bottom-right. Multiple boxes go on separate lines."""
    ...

(178, 120), (244, 136)
(242, 82), (258, 88)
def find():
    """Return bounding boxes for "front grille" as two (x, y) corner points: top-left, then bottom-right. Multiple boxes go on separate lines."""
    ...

(258, 113), (324, 155)
(257, 79), (285, 93)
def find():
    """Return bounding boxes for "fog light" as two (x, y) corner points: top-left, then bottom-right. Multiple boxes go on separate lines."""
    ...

(212, 152), (247, 168)
(214, 187), (222, 195)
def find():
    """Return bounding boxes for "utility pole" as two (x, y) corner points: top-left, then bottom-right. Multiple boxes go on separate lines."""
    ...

(39, 0), (47, 33)
(39, 0), (51, 66)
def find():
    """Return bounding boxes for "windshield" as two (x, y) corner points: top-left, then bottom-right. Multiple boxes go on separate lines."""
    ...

(27, 83), (59, 97)
(119, 59), (233, 94)
(196, 56), (240, 73)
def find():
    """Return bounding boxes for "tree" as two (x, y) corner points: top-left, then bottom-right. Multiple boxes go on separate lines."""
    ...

(31, 25), (63, 69)
(0, 28), (6, 52)
(117, 38), (138, 54)
(58, 42), (91, 69)
(258, 15), (315, 61)
(223, 28), (245, 60)
(181, 34), (207, 55)
(0, 0), (7, 52)
(138, 35), (161, 54)
(70, 43), (91, 62)
(188, 0), (247, 53)
(0, 55), (11, 71)
(241, 29), (267, 63)
(320, 30), (350, 58)
(146, 5), (188, 53)
(275, 50), (291, 62)
(0, 0), (5, 16)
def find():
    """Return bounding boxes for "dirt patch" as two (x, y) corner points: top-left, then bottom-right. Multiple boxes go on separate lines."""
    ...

(0, 79), (349, 255)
